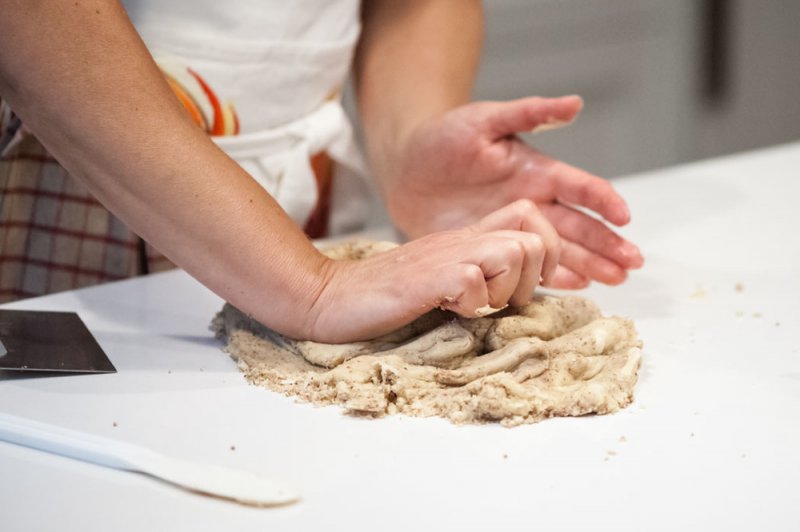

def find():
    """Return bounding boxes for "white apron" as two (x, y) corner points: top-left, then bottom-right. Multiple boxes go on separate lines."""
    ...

(121, 0), (371, 234)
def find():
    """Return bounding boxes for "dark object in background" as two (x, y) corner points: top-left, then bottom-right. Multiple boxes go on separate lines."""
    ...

(703, 0), (732, 104)
(0, 310), (115, 373)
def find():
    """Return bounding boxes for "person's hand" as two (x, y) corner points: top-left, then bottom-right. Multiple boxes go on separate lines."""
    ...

(375, 95), (644, 289)
(306, 201), (558, 343)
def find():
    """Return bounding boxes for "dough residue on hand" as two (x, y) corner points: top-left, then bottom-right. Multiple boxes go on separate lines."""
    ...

(211, 240), (643, 427)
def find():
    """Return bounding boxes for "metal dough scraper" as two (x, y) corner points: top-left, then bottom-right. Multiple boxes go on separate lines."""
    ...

(0, 310), (116, 373)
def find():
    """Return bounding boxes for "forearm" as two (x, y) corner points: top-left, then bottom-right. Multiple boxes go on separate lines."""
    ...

(354, 0), (483, 185)
(0, 0), (327, 337)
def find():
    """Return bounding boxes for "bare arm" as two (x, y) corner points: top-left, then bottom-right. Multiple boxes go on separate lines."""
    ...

(0, 0), (327, 336)
(354, 0), (484, 183)
(0, 0), (553, 342)
(353, 0), (643, 288)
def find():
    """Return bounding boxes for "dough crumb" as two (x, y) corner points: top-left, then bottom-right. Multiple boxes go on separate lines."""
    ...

(619, 435), (627, 443)
(735, 282), (744, 292)
(475, 304), (507, 317)
(211, 240), (644, 427)
(690, 285), (707, 299)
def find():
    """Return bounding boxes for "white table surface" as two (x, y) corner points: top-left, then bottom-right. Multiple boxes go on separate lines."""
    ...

(2, 143), (799, 531)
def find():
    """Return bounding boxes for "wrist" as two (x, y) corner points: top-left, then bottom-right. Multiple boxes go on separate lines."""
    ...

(297, 254), (342, 341)
(365, 108), (442, 198)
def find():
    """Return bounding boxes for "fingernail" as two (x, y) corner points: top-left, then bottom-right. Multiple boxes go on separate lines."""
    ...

(605, 198), (630, 225)
(619, 203), (631, 223)
(531, 120), (569, 135)
(621, 242), (644, 267)
(564, 94), (584, 109)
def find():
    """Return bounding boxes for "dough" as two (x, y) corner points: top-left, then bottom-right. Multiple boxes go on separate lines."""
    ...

(212, 240), (643, 427)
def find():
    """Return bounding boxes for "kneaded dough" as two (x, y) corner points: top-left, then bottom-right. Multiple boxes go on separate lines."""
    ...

(211, 240), (643, 427)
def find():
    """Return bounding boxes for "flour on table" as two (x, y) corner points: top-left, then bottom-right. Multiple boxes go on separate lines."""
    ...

(211, 240), (643, 427)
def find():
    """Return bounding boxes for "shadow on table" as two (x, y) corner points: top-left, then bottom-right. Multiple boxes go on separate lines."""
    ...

(0, 370), (92, 381)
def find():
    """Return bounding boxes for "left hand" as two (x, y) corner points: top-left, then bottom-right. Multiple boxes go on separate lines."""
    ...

(376, 95), (644, 289)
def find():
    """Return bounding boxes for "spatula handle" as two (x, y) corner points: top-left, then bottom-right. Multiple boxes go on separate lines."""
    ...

(0, 412), (300, 507)
(0, 412), (145, 471)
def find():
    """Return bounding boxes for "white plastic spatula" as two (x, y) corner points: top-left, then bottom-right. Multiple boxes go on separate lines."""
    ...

(0, 412), (299, 507)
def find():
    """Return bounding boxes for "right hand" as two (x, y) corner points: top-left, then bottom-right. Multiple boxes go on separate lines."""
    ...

(305, 199), (559, 343)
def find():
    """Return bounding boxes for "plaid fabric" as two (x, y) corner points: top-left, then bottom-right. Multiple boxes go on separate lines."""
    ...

(0, 133), (174, 303)
(0, 87), (333, 304)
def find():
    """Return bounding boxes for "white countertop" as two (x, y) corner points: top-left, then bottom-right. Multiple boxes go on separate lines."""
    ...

(2, 143), (799, 531)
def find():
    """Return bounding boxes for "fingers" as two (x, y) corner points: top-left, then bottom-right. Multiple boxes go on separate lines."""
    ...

(312, 226), (550, 342)
(437, 263), (490, 316)
(439, 237), (527, 313)
(539, 202), (644, 270)
(470, 199), (560, 286)
(544, 158), (631, 226)
(481, 95), (583, 140)
(426, 228), (549, 317)
(558, 239), (628, 286)
(437, 233), (537, 315)
(547, 265), (590, 290)
(483, 230), (545, 306)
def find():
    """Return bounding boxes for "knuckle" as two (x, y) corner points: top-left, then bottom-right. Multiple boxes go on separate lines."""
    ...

(591, 178), (614, 199)
(600, 230), (621, 250)
(501, 238), (526, 263)
(548, 235), (563, 257)
(512, 198), (539, 219)
(525, 233), (544, 254)
(460, 264), (486, 290)
(527, 96), (545, 108)
(553, 240), (563, 261)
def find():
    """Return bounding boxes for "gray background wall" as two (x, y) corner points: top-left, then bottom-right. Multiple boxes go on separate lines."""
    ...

(475, 0), (800, 178)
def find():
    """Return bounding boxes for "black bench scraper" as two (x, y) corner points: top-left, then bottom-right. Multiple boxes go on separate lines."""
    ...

(0, 310), (116, 373)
